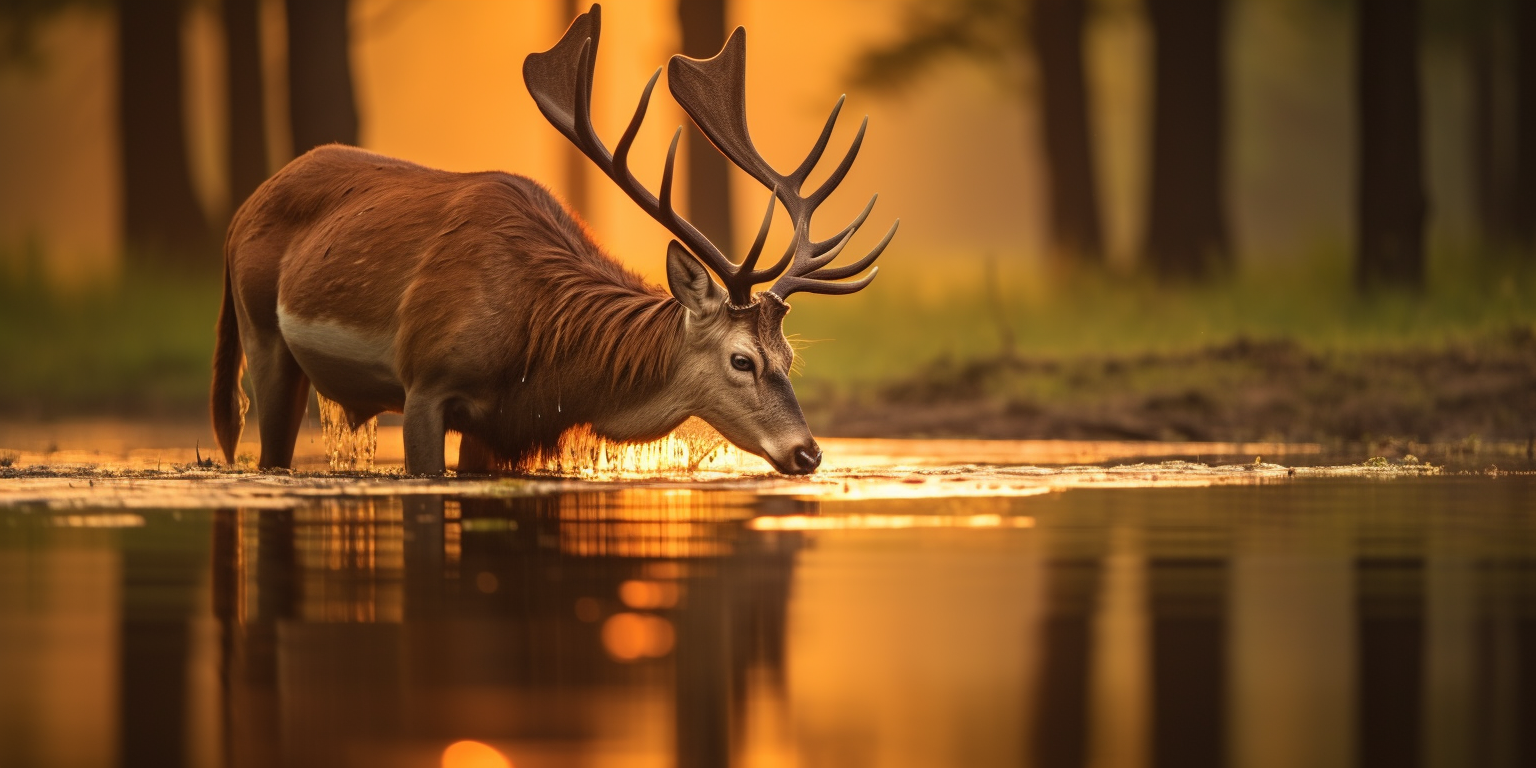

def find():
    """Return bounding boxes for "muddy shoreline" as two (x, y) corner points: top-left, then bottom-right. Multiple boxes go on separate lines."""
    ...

(807, 330), (1536, 445)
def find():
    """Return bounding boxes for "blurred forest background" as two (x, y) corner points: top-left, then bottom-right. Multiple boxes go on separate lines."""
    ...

(1, 0), (1533, 446)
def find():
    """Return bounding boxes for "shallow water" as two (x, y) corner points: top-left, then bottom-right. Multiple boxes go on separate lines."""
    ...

(1, 467), (1534, 768)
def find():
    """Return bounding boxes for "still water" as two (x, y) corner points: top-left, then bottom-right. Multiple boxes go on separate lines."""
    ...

(1, 476), (1533, 768)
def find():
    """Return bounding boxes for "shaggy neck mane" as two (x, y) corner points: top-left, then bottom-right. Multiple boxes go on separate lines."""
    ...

(510, 192), (685, 392)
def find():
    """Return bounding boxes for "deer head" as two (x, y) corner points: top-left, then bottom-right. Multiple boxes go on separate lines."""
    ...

(524, 4), (897, 474)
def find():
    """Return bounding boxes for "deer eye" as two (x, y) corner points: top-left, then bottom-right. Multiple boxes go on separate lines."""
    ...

(730, 354), (755, 373)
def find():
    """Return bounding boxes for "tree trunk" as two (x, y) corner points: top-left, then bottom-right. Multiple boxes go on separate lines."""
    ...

(118, 0), (209, 264)
(285, 0), (357, 155)
(1514, 0), (1536, 251)
(225, 0), (268, 214)
(1029, 0), (1102, 268)
(1143, 0), (1229, 281)
(1355, 0), (1427, 290)
(678, 0), (734, 251)
(1470, 19), (1509, 247)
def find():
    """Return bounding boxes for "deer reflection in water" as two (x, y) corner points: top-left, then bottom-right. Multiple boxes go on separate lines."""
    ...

(207, 491), (801, 768)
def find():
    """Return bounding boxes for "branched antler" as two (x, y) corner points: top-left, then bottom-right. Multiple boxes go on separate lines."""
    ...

(525, 4), (895, 304)
(668, 27), (898, 299)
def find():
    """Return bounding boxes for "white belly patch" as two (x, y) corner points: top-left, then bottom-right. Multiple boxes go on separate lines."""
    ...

(277, 305), (402, 402)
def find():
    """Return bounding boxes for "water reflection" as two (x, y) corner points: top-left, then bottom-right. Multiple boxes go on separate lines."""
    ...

(0, 478), (1534, 767)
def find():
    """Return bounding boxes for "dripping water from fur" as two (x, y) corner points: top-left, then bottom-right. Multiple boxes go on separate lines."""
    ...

(519, 417), (750, 476)
(317, 393), (378, 470)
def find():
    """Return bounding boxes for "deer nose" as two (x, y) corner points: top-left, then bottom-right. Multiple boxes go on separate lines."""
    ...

(790, 443), (822, 474)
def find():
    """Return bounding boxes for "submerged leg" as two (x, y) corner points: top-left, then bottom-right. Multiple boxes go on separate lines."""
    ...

(456, 432), (498, 474)
(403, 392), (446, 475)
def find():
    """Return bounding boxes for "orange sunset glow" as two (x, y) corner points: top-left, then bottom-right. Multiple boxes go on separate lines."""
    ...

(0, 0), (1047, 289)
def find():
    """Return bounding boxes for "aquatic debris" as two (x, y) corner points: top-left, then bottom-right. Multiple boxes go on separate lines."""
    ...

(317, 393), (377, 471)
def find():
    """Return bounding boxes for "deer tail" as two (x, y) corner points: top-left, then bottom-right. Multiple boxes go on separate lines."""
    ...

(210, 263), (249, 464)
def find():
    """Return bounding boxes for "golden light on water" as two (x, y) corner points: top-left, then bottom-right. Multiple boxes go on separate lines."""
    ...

(441, 740), (512, 768)
(292, 499), (405, 623)
(562, 521), (728, 559)
(555, 490), (750, 559)
(619, 579), (681, 609)
(748, 514), (1036, 531)
(602, 612), (676, 662)
(50, 513), (145, 528)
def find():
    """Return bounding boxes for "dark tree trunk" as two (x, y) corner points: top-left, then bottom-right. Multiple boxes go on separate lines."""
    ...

(225, 0), (268, 214)
(118, 0), (209, 264)
(1150, 558), (1228, 768)
(1355, 557), (1424, 768)
(1470, 20), (1510, 246)
(1355, 0), (1427, 290)
(561, 0), (589, 216)
(1514, 0), (1536, 251)
(678, 0), (734, 251)
(1143, 0), (1229, 282)
(1029, 0), (1103, 268)
(285, 0), (357, 155)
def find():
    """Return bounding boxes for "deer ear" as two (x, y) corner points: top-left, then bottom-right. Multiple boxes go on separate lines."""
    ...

(666, 240), (726, 315)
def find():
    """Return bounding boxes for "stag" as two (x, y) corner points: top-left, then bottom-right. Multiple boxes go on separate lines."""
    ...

(210, 4), (896, 475)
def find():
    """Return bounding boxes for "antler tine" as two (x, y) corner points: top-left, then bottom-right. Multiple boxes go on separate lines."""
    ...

(810, 194), (877, 258)
(571, 38), (600, 157)
(805, 117), (866, 209)
(656, 126), (755, 304)
(657, 128), (681, 215)
(738, 187), (777, 276)
(807, 220), (899, 281)
(765, 219), (896, 300)
(749, 225), (798, 285)
(788, 95), (845, 189)
(610, 67), (661, 176)
(772, 267), (880, 298)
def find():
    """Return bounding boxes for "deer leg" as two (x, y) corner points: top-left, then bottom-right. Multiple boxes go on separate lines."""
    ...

(457, 433), (498, 473)
(249, 339), (311, 470)
(403, 392), (446, 475)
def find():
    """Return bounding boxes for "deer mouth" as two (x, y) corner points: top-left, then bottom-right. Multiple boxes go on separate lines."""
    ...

(767, 445), (822, 475)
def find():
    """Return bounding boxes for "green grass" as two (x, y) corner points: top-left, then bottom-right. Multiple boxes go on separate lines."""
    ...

(785, 244), (1536, 388)
(2, 242), (1533, 419)
(0, 260), (221, 417)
